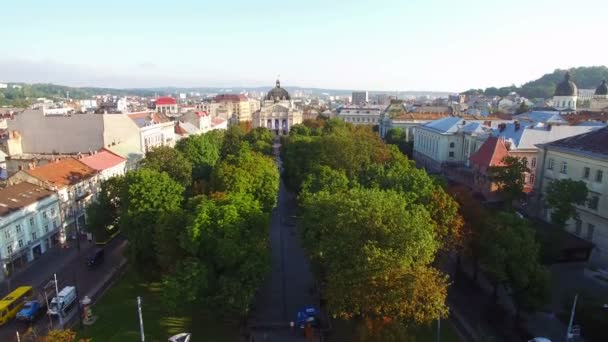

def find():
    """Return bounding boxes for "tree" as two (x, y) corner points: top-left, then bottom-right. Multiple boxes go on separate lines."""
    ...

(138, 146), (193, 187)
(479, 212), (550, 313)
(175, 131), (223, 182)
(120, 169), (184, 265)
(545, 179), (589, 228)
(384, 128), (413, 156)
(515, 102), (529, 114)
(220, 125), (245, 158)
(85, 176), (124, 242)
(210, 150), (279, 212)
(300, 165), (350, 196)
(490, 156), (530, 207)
(41, 330), (90, 342)
(244, 127), (274, 155)
(301, 188), (447, 324)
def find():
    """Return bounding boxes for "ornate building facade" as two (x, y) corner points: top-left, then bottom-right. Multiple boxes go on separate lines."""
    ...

(252, 80), (303, 135)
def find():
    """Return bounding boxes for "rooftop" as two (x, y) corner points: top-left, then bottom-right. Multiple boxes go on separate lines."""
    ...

(469, 136), (509, 168)
(494, 123), (598, 150)
(155, 97), (177, 105)
(0, 182), (55, 217)
(545, 126), (608, 157)
(214, 94), (248, 102)
(25, 158), (97, 188)
(79, 149), (126, 171)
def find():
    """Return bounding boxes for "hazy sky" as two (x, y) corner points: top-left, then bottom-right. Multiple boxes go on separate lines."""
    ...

(2, 0), (606, 91)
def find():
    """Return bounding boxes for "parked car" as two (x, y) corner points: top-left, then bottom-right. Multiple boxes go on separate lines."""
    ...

(528, 338), (552, 342)
(48, 286), (77, 316)
(87, 248), (105, 268)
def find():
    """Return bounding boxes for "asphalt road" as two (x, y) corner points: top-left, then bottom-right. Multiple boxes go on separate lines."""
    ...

(0, 236), (127, 341)
(249, 142), (318, 341)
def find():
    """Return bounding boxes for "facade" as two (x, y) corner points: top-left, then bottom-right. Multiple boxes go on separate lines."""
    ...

(337, 107), (383, 126)
(590, 80), (608, 112)
(176, 111), (228, 139)
(155, 97), (178, 116)
(214, 94), (251, 122)
(352, 91), (369, 106)
(79, 148), (127, 180)
(534, 127), (608, 266)
(379, 101), (451, 140)
(469, 136), (510, 201)
(552, 72), (578, 111)
(8, 158), (99, 241)
(128, 112), (176, 152)
(0, 182), (62, 281)
(252, 80), (303, 135)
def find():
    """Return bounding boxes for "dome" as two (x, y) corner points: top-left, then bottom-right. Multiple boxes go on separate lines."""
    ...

(595, 80), (608, 95)
(554, 72), (578, 97)
(265, 79), (290, 102)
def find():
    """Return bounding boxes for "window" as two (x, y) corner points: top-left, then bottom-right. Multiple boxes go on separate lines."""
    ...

(530, 157), (536, 168)
(51, 208), (55, 216)
(4, 230), (10, 239)
(560, 161), (568, 174)
(529, 173), (535, 184)
(29, 217), (34, 226)
(547, 158), (554, 170)
(42, 211), (48, 219)
(449, 151), (455, 158)
(583, 167), (590, 179)
(574, 219), (582, 236)
(18, 239), (23, 248)
(44, 225), (49, 233)
(31, 232), (37, 240)
(596, 170), (604, 183)
(587, 195), (599, 210)
(15, 225), (21, 234)
(586, 224), (595, 241)
(7, 246), (13, 255)
(449, 142), (455, 148)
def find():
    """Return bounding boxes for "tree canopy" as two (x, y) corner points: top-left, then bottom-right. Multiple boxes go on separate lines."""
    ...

(490, 156), (530, 207)
(545, 179), (589, 228)
(138, 145), (193, 187)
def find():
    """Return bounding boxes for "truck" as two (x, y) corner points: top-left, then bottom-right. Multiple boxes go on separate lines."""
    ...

(16, 299), (46, 322)
(47, 286), (77, 316)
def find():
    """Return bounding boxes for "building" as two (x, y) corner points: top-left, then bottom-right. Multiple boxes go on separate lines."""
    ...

(378, 101), (451, 140)
(214, 94), (252, 122)
(469, 136), (510, 201)
(337, 106), (383, 126)
(0, 182), (62, 281)
(80, 148), (127, 180)
(552, 72), (578, 111)
(155, 97), (178, 116)
(251, 80), (303, 135)
(590, 80), (608, 112)
(8, 158), (98, 243)
(176, 111), (228, 139)
(534, 127), (608, 265)
(352, 91), (369, 106)
(128, 111), (176, 152)
(3, 109), (143, 169)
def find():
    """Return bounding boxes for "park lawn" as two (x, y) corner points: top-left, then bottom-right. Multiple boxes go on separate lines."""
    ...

(79, 270), (239, 342)
(328, 319), (461, 342)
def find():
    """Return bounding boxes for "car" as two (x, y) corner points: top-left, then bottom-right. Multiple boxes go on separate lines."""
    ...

(528, 338), (552, 342)
(87, 248), (105, 268)
(16, 300), (46, 322)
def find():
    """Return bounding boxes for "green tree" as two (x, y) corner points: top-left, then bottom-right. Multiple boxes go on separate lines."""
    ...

(300, 165), (350, 196)
(244, 127), (274, 155)
(480, 212), (550, 313)
(85, 176), (124, 242)
(161, 257), (209, 313)
(210, 150), (279, 212)
(515, 102), (529, 114)
(545, 179), (589, 228)
(175, 131), (223, 182)
(301, 188), (447, 324)
(138, 146), (193, 187)
(220, 125), (245, 158)
(490, 156), (530, 207)
(120, 169), (184, 265)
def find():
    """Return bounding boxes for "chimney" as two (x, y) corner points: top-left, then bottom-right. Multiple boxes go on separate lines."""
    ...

(514, 121), (521, 131)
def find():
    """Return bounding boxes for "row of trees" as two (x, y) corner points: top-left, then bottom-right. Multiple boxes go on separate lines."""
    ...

(282, 119), (463, 337)
(86, 126), (278, 318)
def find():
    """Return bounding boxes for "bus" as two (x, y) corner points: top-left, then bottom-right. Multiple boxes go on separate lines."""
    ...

(0, 286), (34, 325)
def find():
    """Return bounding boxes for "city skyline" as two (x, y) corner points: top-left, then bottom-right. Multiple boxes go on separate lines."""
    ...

(2, 0), (607, 91)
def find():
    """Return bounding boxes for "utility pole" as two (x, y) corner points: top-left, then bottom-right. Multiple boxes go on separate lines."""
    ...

(436, 316), (441, 342)
(54, 273), (64, 327)
(73, 272), (83, 329)
(137, 296), (145, 342)
(566, 293), (578, 341)
(74, 196), (81, 251)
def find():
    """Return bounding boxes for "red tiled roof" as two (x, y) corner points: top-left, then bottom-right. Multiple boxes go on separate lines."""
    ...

(214, 94), (248, 102)
(156, 96), (177, 105)
(80, 148), (126, 171)
(175, 123), (188, 136)
(26, 158), (97, 187)
(196, 111), (208, 117)
(211, 117), (226, 126)
(469, 136), (509, 168)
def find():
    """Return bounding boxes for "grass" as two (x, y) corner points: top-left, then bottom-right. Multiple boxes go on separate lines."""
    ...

(79, 270), (239, 342)
(328, 319), (461, 342)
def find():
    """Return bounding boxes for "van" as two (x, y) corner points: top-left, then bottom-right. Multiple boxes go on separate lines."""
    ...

(48, 286), (77, 316)
(87, 248), (104, 268)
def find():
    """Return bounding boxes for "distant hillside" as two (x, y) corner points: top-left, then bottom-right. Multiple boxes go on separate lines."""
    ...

(463, 66), (608, 98)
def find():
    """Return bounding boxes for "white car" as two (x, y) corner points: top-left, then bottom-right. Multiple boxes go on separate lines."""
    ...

(528, 338), (552, 342)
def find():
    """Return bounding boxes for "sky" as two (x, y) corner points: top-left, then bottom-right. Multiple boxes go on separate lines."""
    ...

(1, 0), (607, 92)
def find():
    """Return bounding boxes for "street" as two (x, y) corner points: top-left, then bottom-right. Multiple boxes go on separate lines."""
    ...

(0, 236), (127, 341)
(248, 142), (319, 341)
